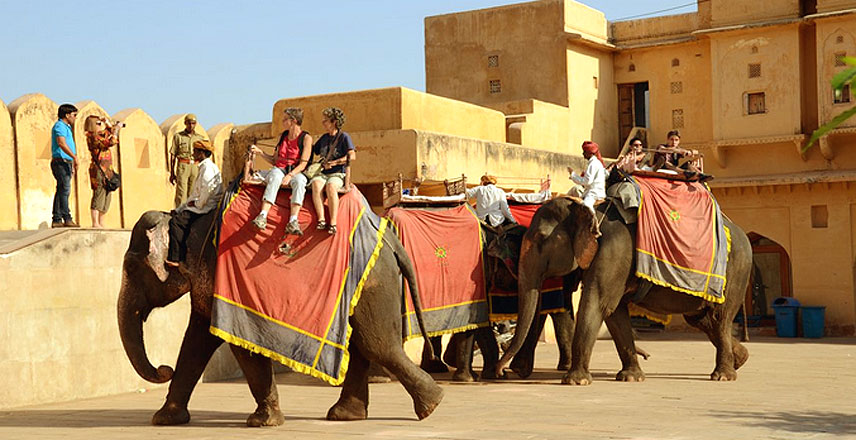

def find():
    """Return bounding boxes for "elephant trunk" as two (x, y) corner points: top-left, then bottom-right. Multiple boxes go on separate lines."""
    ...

(117, 267), (174, 383)
(495, 246), (543, 376)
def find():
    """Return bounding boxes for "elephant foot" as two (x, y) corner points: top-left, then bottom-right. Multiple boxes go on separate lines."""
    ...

(451, 368), (477, 382)
(556, 356), (571, 371)
(420, 358), (449, 374)
(413, 383), (445, 420)
(479, 367), (506, 380)
(615, 367), (645, 382)
(711, 366), (738, 381)
(733, 343), (749, 370)
(562, 369), (593, 386)
(326, 399), (368, 421)
(510, 358), (534, 379)
(246, 405), (285, 427)
(152, 402), (190, 425)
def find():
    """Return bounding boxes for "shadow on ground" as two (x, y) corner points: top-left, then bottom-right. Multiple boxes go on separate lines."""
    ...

(0, 409), (321, 428)
(711, 410), (856, 435)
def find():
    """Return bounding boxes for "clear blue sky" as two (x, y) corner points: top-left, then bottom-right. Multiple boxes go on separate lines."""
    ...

(1, 1), (696, 127)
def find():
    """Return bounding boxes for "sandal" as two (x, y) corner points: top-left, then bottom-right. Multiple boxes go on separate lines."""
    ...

(316, 220), (327, 230)
(327, 224), (338, 235)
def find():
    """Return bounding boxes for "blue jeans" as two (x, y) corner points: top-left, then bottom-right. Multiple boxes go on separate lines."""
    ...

(51, 159), (73, 222)
(261, 167), (308, 206)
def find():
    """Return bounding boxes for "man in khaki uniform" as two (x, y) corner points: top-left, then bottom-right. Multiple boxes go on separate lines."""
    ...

(170, 113), (206, 207)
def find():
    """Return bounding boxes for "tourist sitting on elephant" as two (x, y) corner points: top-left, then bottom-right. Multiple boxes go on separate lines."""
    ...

(651, 130), (712, 182)
(614, 137), (651, 173)
(465, 174), (517, 227)
(567, 140), (606, 212)
(248, 107), (313, 234)
(310, 107), (355, 236)
(165, 140), (223, 267)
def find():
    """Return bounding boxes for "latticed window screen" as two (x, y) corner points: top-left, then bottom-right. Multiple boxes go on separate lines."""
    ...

(834, 84), (852, 104)
(837, 35), (845, 44)
(749, 63), (761, 78)
(671, 109), (684, 128)
(747, 92), (766, 115)
(489, 80), (501, 94)
(488, 55), (499, 68)
(835, 52), (847, 67)
(670, 81), (683, 94)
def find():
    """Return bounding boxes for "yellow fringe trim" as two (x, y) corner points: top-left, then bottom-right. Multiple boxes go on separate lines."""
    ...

(403, 321), (489, 342)
(635, 270), (726, 304)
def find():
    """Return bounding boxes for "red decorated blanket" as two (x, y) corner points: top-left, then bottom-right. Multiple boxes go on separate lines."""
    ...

(633, 176), (729, 302)
(386, 205), (489, 338)
(211, 184), (388, 385)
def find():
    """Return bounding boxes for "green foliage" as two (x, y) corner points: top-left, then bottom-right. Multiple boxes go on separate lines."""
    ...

(804, 56), (856, 153)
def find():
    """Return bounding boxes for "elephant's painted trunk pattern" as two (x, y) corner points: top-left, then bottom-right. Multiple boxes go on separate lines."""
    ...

(117, 271), (174, 384)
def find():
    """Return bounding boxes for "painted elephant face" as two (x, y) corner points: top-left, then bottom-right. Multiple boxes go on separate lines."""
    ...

(519, 198), (599, 275)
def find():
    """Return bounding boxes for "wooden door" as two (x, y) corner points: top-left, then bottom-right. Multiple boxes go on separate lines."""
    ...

(618, 84), (635, 147)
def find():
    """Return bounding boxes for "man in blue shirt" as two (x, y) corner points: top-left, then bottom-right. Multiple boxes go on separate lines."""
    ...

(51, 103), (79, 228)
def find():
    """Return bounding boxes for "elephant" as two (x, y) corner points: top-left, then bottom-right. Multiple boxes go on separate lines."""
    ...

(496, 196), (751, 384)
(419, 223), (576, 382)
(118, 209), (444, 426)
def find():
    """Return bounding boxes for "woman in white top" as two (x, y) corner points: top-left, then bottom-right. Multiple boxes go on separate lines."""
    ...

(568, 141), (606, 212)
(465, 174), (517, 227)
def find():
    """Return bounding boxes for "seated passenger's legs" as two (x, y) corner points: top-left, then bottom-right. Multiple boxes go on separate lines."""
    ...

(252, 168), (286, 230)
(285, 173), (308, 235)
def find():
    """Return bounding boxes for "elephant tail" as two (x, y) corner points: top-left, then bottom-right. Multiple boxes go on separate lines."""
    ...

(388, 234), (436, 361)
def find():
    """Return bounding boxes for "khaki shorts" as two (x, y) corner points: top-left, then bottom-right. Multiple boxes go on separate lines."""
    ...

(90, 181), (112, 213)
(310, 172), (346, 191)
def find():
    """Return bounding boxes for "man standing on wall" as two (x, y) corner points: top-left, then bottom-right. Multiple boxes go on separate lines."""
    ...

(50, 103), (80, 228)
(169, 113), (205, 207)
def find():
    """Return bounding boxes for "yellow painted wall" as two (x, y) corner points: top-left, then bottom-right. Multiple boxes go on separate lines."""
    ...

(425, 0), (569, 107)
(710, 24), (803, 141)
(815, 17), (856, 128)
(566, 44), (618, 156)
(817, 0), (856, 13)
(610, 13), (698, 45)
(73, 101), (122, 229)
(272, 87), (505, 143)
(113, 108), (171, 227)
(8, 94), (64, 230)
(614, 41), (714, 147)
(713, 183), (856, 335)
(710, 0), (800, 28)
(207, 122), (234, 173)
(489, 99), (572, 154)
(563, 0), (608, 41)
(0, 99), (16, 230)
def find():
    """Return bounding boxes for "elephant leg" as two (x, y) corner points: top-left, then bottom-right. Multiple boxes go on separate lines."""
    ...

(451, 331), (477, 382)
(152, 311), (222, 425)
(551, 311), (574, 371)
(230, 347), (284, 427)
(684, 311), (743, 381)
(420, 336), (449, 373)
(511, 314), (546, 379)
(369, 342), (444, 419)
(327, 341), (370, 421)
(443, 334), (461, 368)
(474, 326), (502, 380)
(367, 362), (392, 383)
(563, 288), (604, 386)
(603, 303), (644, 382)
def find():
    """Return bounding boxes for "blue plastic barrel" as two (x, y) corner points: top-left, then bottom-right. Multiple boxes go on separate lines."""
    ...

(801, 306), (826, 338)
(771, 297), (800, 338)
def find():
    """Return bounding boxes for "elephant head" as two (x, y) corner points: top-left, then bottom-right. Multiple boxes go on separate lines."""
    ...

(117, 210), (195, 383)
(495, 197), (599, 375)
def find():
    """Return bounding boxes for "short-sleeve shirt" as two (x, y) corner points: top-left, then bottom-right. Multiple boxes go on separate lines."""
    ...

(51, 120), (76, 160)
(171, 131), (205, 159)
(312, 131), (355, 175)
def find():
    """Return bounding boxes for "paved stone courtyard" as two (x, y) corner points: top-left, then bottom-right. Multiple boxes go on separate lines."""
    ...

(1, 332), (854, 439)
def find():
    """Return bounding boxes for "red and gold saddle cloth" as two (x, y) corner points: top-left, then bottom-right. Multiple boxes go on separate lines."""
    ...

(633, 176), (730, 302)
(211, 184), (388, 385)
(386, 205), (489, 339)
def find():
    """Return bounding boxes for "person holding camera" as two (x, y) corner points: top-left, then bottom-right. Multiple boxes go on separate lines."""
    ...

(169, 113), (206, 208)
(84, 116), (120, 228)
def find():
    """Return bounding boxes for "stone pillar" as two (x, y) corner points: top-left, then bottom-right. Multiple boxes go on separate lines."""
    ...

(0, 99), (16, 230)
(73, 100), (123, 229)
(207, 122), (234, 183)
(112, 108), (171, 227)
(8, 94), (63, 230)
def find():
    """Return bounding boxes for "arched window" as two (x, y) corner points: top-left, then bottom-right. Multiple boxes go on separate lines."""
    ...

(671, 58), (680, 67)
(629, 63), (636, 72)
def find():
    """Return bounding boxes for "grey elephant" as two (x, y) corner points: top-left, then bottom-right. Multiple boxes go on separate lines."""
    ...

(420, 224), (575, 382)
(496, 197), (751, 384)
(118, 210), (443, 426)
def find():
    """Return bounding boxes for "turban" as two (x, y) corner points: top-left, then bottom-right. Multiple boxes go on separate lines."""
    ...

(480, 174), (497, 185)
(582, 141), (604, 166)
(193, 139), (214, 152)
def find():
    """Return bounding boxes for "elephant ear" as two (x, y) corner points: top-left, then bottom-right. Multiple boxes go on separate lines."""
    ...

(145, 221), (171, 282)
(570, 202), (600, 270)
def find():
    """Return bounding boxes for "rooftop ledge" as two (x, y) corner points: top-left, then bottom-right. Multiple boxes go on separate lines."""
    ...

(693, 17), (802, 37)
(708, 169), (856, 189)
(705, 134), (808, 167)
(563, 31), (616, 51)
